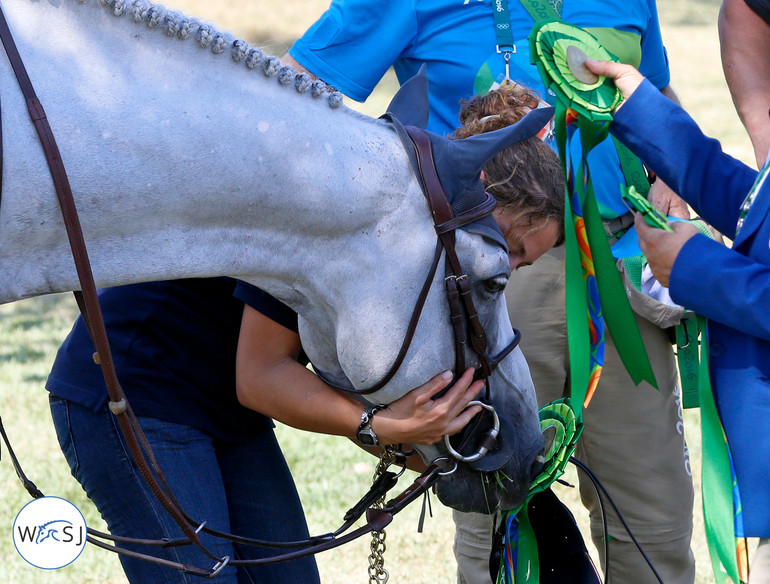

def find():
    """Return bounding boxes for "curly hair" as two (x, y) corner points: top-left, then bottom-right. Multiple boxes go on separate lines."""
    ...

(453, 85), (565, 247)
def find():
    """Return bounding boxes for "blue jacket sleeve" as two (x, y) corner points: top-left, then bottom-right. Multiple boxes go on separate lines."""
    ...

(611, 79), (758, 238)
(288, 0), (417, 101)
(671, 234), (770, 340)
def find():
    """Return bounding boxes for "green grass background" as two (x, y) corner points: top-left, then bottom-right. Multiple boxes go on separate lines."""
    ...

(0, 0), (754, 582)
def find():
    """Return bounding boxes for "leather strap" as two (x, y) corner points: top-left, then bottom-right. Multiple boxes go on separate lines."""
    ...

(0, 0), (208, 559)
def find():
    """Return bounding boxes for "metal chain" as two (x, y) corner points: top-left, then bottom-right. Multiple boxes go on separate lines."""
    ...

(368, 446), (397, 584)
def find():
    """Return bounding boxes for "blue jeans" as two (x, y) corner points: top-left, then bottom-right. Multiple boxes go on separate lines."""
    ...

(50, 396), (321, 584)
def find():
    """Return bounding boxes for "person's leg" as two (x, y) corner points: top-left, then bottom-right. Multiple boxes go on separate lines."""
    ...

(507, 248), (694, 584)
(216, 427), (320, 584)
(453, 510), (495, 584)
(751, 539), (770, 584)
(577, 315), (695, 584)
(505, 247), (570, 408)
(50, 396), (240, 583)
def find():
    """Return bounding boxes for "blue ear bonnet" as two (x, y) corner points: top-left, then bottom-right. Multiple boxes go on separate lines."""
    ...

(427, 128), (509, 251)
(384, 65), (554, 252)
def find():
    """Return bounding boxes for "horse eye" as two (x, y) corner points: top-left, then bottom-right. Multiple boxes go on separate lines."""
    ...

(484, 275), (508, 294)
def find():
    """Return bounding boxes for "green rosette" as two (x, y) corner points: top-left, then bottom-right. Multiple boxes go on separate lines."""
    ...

(495, 399), (584, 584)
(529, 20), (621, 121)
(530, 398), (583, 495)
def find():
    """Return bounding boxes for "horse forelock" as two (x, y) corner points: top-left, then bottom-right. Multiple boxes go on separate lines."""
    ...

(69, 0), (343, 109)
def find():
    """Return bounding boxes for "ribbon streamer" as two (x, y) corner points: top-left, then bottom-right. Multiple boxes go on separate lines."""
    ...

(529, 19), (655, 410)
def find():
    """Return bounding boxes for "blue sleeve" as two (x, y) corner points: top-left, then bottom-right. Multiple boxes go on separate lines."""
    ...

(611, 80), (758, 237)
(638, 0), (670, 89)
(233, 281), (299, 333)
(288, 0), (417, 101)
(671, 235), (770, 341)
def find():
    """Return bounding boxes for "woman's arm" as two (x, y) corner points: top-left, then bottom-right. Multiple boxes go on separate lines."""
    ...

(235, 305), (485, 446)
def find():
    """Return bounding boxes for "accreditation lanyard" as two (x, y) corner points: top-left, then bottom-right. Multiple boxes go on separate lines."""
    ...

(736, 157), (770, 237)
(492, 0), (562, 86)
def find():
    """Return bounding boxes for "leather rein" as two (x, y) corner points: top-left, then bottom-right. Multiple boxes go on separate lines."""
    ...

(0, 3), (513, 577)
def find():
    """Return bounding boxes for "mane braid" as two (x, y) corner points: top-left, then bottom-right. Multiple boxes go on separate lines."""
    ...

(76, 0), (343, 108)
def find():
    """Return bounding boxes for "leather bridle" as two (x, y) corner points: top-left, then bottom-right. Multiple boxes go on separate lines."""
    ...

(0, 2), (517, 576)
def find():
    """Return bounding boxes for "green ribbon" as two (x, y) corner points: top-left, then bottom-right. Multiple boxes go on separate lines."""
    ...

(531, 20), (656, 409)
(518, 0), (562, 22)
(613, 136), (650, 197)
(698, 316), (748, 584)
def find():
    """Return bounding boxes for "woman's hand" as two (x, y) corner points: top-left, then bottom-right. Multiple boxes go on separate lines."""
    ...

(634, 213), (700, 287)
(584, 58), (646, 103)
(372, 368), (484, 446)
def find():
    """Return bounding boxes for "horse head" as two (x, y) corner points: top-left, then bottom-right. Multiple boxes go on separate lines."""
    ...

(301, 69), (550, 514)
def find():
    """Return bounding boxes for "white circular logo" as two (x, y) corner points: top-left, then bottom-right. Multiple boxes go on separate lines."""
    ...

(13, 497), (87, 569)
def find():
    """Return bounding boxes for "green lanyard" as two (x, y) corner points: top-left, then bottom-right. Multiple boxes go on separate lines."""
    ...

(492, 0), (516, 53)
(517, 0), (562, 21)
(491, 0), (517, 86)
(492, 0), (560, 86)
(736, 158), (770, 237)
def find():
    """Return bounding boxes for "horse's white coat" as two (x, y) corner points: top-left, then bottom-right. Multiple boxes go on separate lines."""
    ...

(0, 0), (542, 512)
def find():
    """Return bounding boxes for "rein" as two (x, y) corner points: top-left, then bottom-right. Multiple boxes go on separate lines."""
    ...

(0, 2), (461, 576)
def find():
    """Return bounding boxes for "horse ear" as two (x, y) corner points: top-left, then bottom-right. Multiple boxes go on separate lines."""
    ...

(385, 64), (430, 129)
(447, 106), (555, 183)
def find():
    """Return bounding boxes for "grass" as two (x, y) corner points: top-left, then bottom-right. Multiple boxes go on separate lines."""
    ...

(0, 0), (757, 583)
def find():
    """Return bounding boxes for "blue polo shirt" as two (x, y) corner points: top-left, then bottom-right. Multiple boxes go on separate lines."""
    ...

(290, 0), (669, 232)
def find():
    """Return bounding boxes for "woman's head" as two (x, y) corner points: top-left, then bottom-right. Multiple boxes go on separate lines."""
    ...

(454, 86), (565, 269)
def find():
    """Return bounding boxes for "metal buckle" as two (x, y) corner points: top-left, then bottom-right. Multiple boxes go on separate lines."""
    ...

(209, 556), (230, 578)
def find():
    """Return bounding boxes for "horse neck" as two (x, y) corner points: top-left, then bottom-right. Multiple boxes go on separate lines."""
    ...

(0, 0), (426, 307)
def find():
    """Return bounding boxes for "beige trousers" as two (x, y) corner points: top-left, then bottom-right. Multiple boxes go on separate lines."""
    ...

(454, 248), (695, 584)
(751, 539), (770, 584)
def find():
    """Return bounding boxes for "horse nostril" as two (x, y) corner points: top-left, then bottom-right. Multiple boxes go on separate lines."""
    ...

(530, 451), (546, 480)
(542, 424), (557, 456)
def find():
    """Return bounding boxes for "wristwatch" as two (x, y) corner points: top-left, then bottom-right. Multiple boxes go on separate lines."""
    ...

(356, 404), (386, 446)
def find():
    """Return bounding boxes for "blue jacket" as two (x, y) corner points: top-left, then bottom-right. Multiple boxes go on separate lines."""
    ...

(612, 80), (770, 536)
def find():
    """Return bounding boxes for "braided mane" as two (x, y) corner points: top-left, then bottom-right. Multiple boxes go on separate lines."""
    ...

(76, 0), (344, 108)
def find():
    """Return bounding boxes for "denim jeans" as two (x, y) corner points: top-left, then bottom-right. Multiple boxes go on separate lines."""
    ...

(50, 396), (321, 584)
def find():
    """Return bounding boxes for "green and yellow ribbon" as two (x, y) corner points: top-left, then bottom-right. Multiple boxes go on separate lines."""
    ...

(529, 19), (655, 411)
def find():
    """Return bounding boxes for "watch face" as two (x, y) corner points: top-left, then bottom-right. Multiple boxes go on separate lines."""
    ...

(357, 429), (378, 446)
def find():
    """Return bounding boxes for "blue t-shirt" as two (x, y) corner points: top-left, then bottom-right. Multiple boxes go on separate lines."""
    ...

(290, 0), (670, 231)
(46, 279), (278, 443)
(232, 281), (310, 366)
